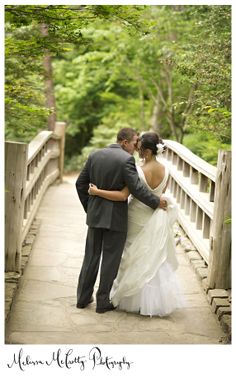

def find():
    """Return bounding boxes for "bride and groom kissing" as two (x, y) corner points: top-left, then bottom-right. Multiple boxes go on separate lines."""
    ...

(75, 128), (183, 316)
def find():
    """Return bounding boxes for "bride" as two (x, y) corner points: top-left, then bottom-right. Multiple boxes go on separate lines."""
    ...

(88, 131), (184, 317)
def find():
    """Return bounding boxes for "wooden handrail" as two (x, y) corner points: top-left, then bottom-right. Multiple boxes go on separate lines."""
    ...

(162, 140), (231, 279)
(5, 122), (66, 273)
(27, 131), (54, 164)
(164, 140), (217, 181)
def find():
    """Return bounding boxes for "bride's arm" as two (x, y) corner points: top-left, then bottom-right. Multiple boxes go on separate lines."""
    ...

(88, 184), (130, 201)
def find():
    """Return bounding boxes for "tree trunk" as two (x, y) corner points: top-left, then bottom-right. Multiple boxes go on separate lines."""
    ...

(150, 101), (161, 134)
(167, 112), (179, 141)
(139, 85), (146, 129)
(163, 67), (180, 141)
(54, 122), (66, 182)
(40, 23), (56, 131)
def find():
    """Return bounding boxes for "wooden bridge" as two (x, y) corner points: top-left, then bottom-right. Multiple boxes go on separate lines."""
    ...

(5, 125), (231, 292)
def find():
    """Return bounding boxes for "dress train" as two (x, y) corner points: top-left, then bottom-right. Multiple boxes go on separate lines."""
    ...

(110, 162), (185, 317)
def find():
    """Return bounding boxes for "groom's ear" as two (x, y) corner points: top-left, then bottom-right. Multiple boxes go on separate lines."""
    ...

(120, 140), (128, 149)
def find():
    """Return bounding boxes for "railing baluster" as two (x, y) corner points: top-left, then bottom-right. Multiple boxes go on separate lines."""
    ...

(209, 181), (215, 202)
(180, 190), (185, 209)
(185, 194), (190, 215)
(203, 214), (211, 239)
(176, 185), (181, 203)
(177, 157), (183, 171)
(183, 162), (190, 177)
(196, 207), (203, 230)
(162, 140), (231, 275)
(173, 180), (178, 198)
(190, 200), (197, 222)
(199, 174), (208, 192)
(172, 152), (178, 165)
(190, 167), (199, 184)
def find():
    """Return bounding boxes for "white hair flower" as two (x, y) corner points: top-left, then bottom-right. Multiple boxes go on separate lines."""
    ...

(156, 143), (165, 155)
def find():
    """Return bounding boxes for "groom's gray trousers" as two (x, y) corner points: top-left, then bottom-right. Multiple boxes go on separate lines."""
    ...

(77, 227), (127, 309)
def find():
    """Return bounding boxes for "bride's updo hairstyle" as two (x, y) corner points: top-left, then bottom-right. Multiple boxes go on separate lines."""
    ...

(139, 132), (165, 156)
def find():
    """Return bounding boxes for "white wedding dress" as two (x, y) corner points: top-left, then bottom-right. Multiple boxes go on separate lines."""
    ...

(110, 162), (184, 316)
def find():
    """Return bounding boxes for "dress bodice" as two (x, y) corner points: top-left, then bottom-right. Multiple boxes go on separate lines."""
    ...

(127, 161), (169, 229)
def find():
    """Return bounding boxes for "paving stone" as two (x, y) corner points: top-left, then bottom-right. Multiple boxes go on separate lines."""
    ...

(220, 314), (231, 334)
(186, 251), (203, 260)
(28, 231), (37, 237)
(5, 328), (223, 345)
(24, 235), (36, 245)
(7, 301), (73, 332)
(211, 298), (230, 313)
(5, 301), (11, 312)
(21, 255), (28, 265)
(207, 289), (229, 304)
(190, 258), (205, 266)
(182, 242), (197, 252)
(5, 272), (21, 282)
(22, 245), (32, 256)
(5, 219), (41, 327)
(30, 224), (40, 230)
(216, 306), (232, 320)
(32, 219), (41, 226)
(190, 260), (206, 272)
(5, 302), (12, 321)
(196, 267), (208, 280)
(201, 278), (210, 292)
(5, 283), (18, 300)
(175, 237), (181, 246)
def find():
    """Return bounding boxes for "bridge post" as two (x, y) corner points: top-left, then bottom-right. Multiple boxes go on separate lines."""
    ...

(5, 141), (28, 272)
(207, 150), (231, 289)
(54, 122), (66, 182)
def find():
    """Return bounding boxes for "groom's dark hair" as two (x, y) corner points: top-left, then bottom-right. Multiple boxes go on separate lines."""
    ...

(117, 128), (138, 142)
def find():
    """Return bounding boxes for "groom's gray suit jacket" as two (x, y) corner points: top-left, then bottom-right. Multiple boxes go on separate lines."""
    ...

(76, 144), (160, 232)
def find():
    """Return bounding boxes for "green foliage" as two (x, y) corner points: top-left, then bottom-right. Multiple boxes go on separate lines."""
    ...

(183, 132), (230, 166)
(5, 21), (48, 140)
(5, 5), (231, 171)
(64, 120), (133, 172)
(5, 4), (144, 141)
(175, 5), (231, 143)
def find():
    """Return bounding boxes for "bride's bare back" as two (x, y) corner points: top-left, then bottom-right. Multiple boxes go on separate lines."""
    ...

(141, 160), (166, 190)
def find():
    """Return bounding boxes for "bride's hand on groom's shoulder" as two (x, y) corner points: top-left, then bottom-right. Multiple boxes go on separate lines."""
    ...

(88, 183), (98, 195)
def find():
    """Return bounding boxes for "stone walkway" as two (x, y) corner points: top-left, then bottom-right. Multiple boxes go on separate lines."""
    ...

(5, 176), (226, 344)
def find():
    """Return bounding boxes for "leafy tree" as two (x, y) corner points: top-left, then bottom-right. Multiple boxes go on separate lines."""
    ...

(175, 5), (231, 143)
(5, 5), (231, 169)
(5, 4), (145, 140)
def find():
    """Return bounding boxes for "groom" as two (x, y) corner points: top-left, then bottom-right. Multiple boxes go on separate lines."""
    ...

(75, 127), (167, 313)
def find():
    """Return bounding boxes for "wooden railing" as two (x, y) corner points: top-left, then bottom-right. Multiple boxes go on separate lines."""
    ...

(162, 140), (231, 288)
(5, 122), (66, 273)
